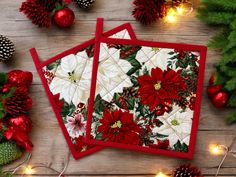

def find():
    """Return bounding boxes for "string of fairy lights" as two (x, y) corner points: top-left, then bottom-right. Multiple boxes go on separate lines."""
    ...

(2, 136), (235, 177)
(1, 2), (234, 177)
(165, 0), (193, 23)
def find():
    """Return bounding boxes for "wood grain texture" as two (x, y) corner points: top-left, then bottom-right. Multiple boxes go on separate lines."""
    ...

(0, 0), (236, 177)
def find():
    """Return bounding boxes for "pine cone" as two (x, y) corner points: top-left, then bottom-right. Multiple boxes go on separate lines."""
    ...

(4, 92), (32, 117)
(0, 35), (15, 62)
(75, 0), (95, 9)
(132, 0), (166, 25)
(38, 0), (58, 12)
(172, 164), (203, 177)
(20, 0), (51, 28)
(0, 141), (23, 166)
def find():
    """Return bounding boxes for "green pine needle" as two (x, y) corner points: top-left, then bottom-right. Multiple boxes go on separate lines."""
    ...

(198, 0), (236, 124)
(225, 110), (236, 124)
(227, 92), (236, 107)
(201, 0), (236, 11)
(197, 9), (236, 25)
(208, 28), (230, 50)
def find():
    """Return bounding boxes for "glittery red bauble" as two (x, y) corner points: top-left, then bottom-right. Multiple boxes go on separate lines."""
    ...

(211, 91), (229, 108)
(53, 8), (75, 28)
(206, 84), (222, 98)
(8, 70), (33, 87)
(8, 115), (32, 133)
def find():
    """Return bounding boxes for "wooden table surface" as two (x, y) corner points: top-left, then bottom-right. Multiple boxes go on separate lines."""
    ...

(1, 0), (236, 176)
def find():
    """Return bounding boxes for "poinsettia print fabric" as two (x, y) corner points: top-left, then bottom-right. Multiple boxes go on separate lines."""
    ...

(42, 29), (133, 153)
(90, 43), (200, 153)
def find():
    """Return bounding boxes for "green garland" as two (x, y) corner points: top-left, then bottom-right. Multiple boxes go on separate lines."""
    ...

(197, 0), (236, 124)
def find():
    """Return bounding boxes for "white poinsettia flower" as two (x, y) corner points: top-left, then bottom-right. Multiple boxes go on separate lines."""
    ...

(94, 43), (133, 102)
(136, 47), (177, 71)
(153, 107), (193, 147)
(49, 53), (92, 106)
(65, 113), (86, 138)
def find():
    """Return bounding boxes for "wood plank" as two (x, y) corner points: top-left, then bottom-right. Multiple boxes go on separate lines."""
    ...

(0, 0), (201, 22)
(0, 17), (217, 37)
(4, 130), (236, 175)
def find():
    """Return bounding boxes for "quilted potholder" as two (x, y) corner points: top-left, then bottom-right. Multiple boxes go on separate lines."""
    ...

(86, 19), (207, 159)
(30, 20), (137, 159)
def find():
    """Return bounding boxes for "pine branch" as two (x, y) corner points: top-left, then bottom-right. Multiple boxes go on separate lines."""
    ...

(197, 9), (236, 25)
(227, 92), (236, 107)
(225, 78), (236, 91)
(208, 28), (230, 50)
(225, 110), (236, 124)
(222, 30), (236, 53)
(201, 0), (236, 11)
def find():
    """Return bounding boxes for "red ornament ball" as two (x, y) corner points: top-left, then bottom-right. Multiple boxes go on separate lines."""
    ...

(211, 91), (229, 108)
(53, 8), (75, 28)
(206, 84), (222, 98)
(8, 115), (32, 134)
(8, 70), (33, 87)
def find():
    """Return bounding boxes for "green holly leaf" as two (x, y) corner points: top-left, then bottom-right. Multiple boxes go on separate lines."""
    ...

(126, 54), (142, 76)
(173, 140), (189, 152)
(114, 93), (125, 109)
(61, 100), (76, 118)
(126, 98), (135, 110)
(130, 76), (139, 87)
(46, 60), (61, 71)
(168, 51), (175, 55)
(0, 102), (6, 119)
(95, 132), (102, 140)
(152, 133), (168, 138)
(1, 87), (16, 99)
(0, 73), (7, 85)
(94, 94), (104, 114)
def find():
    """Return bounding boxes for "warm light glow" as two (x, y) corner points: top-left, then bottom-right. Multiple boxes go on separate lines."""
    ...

(155, 172), (168, 177)
(209, 144), (225, 155)
(176, 6), (184, 15)
(165, 8), (176, 23)
(24, 165), (35, 175)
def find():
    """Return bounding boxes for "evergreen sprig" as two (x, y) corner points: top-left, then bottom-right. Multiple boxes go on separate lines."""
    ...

(197, 0), (236, 124)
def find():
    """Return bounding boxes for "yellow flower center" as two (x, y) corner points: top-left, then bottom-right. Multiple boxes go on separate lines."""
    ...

(111, 120), (122, 129)
(68, 71), (76, 83)
(171, 119), (180, 126)
(154, 82), (161, 91)
(152, 47), (160, 53)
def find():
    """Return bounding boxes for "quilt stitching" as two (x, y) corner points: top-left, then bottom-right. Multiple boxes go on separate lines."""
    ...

(41, 29), (134, 157)
(89, 42), (202, 153)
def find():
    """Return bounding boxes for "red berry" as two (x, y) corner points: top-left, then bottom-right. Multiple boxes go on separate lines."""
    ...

(209, 73), (216, 86)
(206, 85), (222, 98)
(189, 103), (195, 110)
(189, 96), (196, 103)
(211, 91), (229, 108)
(53, 8), (75, 28)
(156, 109), (164, 116)
(163, 105), (172, 113)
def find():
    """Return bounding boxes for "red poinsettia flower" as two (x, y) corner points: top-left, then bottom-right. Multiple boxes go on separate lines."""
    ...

(53, 93), (64, 112)
(137, 67), (187, 111)
(74, 135), (94, 152)
(97, 109), (141, 145)
(149, 139), (169, 149)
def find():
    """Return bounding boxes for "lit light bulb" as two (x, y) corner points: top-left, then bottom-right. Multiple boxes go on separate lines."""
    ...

(24, 165), (35, 175)
(176, 6), (184, 15)
(209, 144), (225, 155)
(165, 8), (176, 23)
(155, 172), (168, 177)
